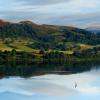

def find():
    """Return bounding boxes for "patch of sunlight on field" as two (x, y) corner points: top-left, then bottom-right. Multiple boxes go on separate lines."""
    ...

(79, 44), (93, 49)
(16, 45), (39, 53)
(47, 50), (73, 54)
(61, 51), (74, 54)
(12, 41), (39, 53)
(0, 42), (13, 51)
(0, 41), (39, 53)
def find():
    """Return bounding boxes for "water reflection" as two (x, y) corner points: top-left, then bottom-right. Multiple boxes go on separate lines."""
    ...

(0, 66), (100, 100)
(0, 62), (100, 78)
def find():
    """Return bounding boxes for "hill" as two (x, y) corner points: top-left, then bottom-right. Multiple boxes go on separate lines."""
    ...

(0, 19), (100, 51)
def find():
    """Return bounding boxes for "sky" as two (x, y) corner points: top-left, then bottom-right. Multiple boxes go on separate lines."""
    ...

(0, 0), (100, 28)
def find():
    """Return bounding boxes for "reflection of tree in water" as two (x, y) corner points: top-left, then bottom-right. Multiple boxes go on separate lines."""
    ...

(0, 62), (100, 78)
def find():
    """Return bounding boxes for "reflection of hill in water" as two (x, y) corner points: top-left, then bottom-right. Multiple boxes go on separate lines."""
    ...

(0, 62), (100, 78)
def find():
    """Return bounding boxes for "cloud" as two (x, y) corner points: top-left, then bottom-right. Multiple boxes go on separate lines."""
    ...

(0, 0), (100, 28)
(14, 0), (70, 6)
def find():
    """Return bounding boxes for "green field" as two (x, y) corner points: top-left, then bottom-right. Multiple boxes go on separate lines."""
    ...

(0, 40), (39, 53)
(0, 40), (95, 55)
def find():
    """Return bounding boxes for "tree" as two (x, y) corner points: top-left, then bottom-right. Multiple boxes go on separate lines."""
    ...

(39, 49), (45, 54)
(10, 49), (17, 61)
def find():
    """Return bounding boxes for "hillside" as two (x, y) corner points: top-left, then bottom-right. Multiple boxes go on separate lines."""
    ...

(0, 19), (100, 52)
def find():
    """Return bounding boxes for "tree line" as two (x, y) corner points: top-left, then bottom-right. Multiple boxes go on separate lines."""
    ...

(0, 47), (99, 65)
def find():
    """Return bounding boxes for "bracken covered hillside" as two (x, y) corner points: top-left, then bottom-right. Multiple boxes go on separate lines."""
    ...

(0, 19), (100, 51)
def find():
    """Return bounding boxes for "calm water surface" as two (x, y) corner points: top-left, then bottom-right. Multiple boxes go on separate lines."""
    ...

(0, 62), (100, 100)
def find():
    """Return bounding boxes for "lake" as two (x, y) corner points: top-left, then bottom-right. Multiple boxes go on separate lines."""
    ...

(0, 62), (100, 100)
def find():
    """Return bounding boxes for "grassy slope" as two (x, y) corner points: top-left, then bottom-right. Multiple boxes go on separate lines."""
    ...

(0, 39), (94, 55)
(0, 41), (12, 51)
(0, 40), (39, 53)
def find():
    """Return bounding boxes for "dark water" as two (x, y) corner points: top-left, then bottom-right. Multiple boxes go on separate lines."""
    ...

(0, 62), (100, 78)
